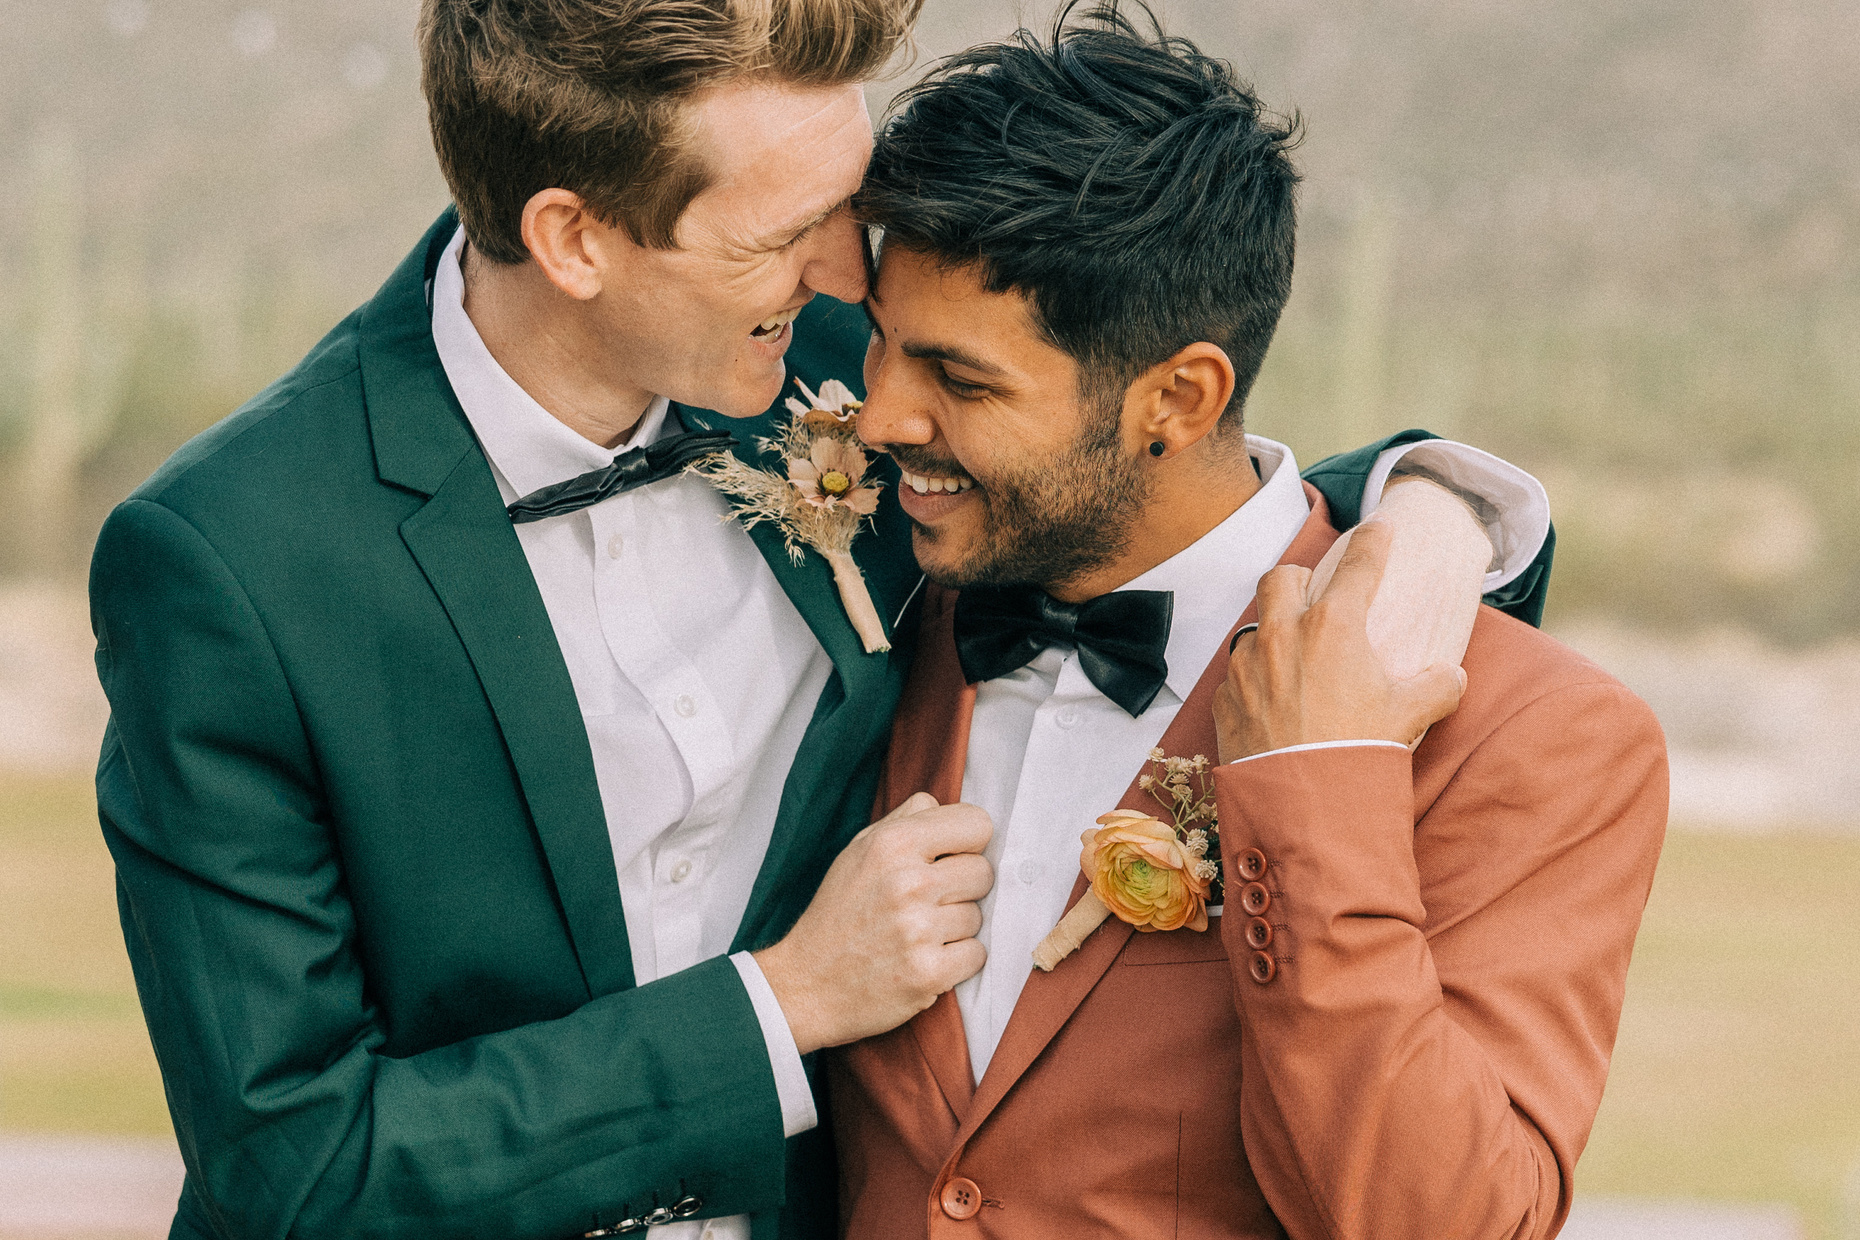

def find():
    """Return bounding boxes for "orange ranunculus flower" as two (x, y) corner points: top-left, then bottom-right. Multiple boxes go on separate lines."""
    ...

(1079, 809), (1210, 934)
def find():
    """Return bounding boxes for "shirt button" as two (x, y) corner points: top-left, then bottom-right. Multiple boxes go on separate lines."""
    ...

(670, 859), (693, 883)
(674, 694), (697, 718)
(606, 532), (624, 559)
(1054, 704), (1081, 729)
(1017, 859), (1040, 884)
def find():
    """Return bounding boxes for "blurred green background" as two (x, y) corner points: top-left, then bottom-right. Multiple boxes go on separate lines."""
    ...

(1, 0), (1857, 1236)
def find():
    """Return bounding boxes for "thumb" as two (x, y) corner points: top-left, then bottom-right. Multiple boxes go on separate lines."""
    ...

(1389, 663), (1467, 741)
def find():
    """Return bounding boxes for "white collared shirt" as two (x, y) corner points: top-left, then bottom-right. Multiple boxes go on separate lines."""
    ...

(956, 434), (1546, 1081)
(429, 228), (817, 1240)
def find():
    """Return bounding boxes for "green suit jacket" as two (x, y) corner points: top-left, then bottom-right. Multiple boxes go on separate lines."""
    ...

(90, 210), (1548, 1240)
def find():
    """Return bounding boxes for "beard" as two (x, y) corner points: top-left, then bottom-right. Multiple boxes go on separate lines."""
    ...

(890, 403), (1149, 592)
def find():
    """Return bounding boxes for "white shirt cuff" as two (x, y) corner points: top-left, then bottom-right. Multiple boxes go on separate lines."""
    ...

(1361, 439), (1550, 594)
(728, 951), (818, 1139)
(1229, 739), (1409, 766)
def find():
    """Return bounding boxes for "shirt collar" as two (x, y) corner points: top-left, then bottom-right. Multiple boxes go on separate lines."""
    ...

(1119, 435), (1311, 702)
(429, 225), (670, 502)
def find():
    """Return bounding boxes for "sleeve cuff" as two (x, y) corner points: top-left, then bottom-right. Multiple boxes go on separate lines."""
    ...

(729, 951), (818, 1139)
(1229, 739), (1408, 766)
(1361, 439), (1550, 593)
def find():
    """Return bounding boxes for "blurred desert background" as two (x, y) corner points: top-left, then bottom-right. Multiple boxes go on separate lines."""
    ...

(1, 0), (1857, 1236)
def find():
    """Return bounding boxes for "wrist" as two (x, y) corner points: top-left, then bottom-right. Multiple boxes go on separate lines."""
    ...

(752, 940), (828, 1056)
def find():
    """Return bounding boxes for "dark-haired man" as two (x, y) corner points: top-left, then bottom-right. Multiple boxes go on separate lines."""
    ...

(830, 8), (1666, 1239)
(88, 3), (1553, 1240)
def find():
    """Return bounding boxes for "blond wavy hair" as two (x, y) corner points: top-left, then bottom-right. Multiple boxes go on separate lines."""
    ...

(420, 0), (919, 262)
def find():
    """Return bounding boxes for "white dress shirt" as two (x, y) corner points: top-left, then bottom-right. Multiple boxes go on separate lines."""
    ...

(955, 434), (1546, 1081)
(430, 228), (816, 1240)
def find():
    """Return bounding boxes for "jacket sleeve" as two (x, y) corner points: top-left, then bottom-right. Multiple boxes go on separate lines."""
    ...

(1213, 679), (1667, 1240)
(91, 497), (788, 1240)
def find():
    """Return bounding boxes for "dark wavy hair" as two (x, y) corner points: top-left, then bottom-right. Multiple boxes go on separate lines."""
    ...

(856, 0), (1302, 427)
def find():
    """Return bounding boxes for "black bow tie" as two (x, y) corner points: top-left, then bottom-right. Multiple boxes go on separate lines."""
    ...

(954, 585), (1174, 717)
(506, 428), (736, 524)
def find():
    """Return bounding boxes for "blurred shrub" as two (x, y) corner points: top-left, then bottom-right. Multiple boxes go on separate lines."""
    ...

(1, 0), (1856, 643)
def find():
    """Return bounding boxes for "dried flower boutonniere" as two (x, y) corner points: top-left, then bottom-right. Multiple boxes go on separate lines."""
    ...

(1032, 750), (1223, 971)
(691, 378), (891, 653)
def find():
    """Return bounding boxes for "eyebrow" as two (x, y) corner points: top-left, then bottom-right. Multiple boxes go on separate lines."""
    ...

(864, 290), (1007, 376)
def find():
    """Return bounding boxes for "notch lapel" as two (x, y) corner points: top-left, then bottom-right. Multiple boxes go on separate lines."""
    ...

(949, 488), (1345, 1147)
(363, 211), (632, 998)
(673, 398), (922, 953)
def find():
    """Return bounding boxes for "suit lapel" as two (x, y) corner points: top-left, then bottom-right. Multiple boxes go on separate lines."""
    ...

(674, 396), (922, 953)
(364, 211), (633, 998)
(872, 585), (980, 1119)
(948, 487), (1345, 1144)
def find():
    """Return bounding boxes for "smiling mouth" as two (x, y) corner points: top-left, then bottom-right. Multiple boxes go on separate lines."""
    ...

(898, 466), (975, 494)
(751, 307), (802, 340)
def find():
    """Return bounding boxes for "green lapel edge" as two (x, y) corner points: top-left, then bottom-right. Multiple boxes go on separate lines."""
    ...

(359, 208), (635, 998)
(677, 297), (921, 952)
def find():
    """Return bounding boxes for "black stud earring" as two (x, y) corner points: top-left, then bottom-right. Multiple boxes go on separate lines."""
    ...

(1149, 441), (1166, 457)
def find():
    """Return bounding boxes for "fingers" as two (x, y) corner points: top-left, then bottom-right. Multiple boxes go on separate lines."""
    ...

(925, 898), (984, 945)
(1315, 517), (1393, 622)
(1254, 564), (1313, 629)
(887, 802), (993, 860)
(1390, 662), (1467, 736)
(928, 849), (994, 904)
(936, 936), (988, 987)
(876, 790), (939, 822)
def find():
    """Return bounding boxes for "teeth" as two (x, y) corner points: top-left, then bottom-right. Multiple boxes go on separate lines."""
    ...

(753, 308), (801, 335)
(901, 469), (974, 495)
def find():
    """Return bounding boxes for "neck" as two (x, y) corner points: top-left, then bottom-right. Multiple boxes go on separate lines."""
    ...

(461, 243), (655, 450)
(1046, 435), (1263, 604)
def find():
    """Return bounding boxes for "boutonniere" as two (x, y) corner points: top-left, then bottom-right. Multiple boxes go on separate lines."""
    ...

(1033, 750), (1222, 971)
(691, 378), (891, 654)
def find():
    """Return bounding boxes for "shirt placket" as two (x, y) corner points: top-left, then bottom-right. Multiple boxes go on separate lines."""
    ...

(590, 497), (735, 979)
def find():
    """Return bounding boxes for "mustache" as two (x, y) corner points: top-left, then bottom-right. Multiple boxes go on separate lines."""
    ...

(882, 445), (972, 479)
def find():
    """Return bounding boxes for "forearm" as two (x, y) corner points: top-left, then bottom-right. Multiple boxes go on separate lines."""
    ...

(1218, 680), (1667, 1240)
(1218, 745), (1560, 1240)
(106, 791), (789, 1240)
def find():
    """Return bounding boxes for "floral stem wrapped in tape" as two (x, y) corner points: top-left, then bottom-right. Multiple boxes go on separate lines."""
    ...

(692, 379), (891, 653)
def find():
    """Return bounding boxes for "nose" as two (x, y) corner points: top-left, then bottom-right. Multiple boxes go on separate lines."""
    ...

(858, 336), (938, 451)
(799, 209), (867, 305)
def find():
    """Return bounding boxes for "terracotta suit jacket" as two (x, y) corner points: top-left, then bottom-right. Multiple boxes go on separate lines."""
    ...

(828, 490), (1669, 1240)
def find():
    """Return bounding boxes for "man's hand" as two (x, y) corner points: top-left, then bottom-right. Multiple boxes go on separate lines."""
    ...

(755, 793), (993, 1055)
(1215, 519), (1467, 763)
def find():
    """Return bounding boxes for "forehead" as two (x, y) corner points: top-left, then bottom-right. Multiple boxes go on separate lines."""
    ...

(681, 78), (872, 244)
(870, 246), (1063, 364)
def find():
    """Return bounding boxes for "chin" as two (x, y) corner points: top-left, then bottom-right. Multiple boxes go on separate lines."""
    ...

(910, 526), (981, 589)
(697, 365), (788, 419)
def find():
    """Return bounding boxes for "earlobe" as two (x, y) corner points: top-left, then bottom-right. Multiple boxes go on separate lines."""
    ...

(1133, 343), (1235, 459)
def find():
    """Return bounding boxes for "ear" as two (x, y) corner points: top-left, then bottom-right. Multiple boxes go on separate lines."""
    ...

(1124, 342), (1236, 460)
(519, 188), (625, 302)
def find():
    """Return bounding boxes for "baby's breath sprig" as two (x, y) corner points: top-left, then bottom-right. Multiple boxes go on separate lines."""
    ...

(1138, 750), (1222, 890)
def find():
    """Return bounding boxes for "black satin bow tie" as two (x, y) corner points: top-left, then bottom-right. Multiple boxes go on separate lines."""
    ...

(954, 585), (1174, 717)
(506, 428), (736, 524)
